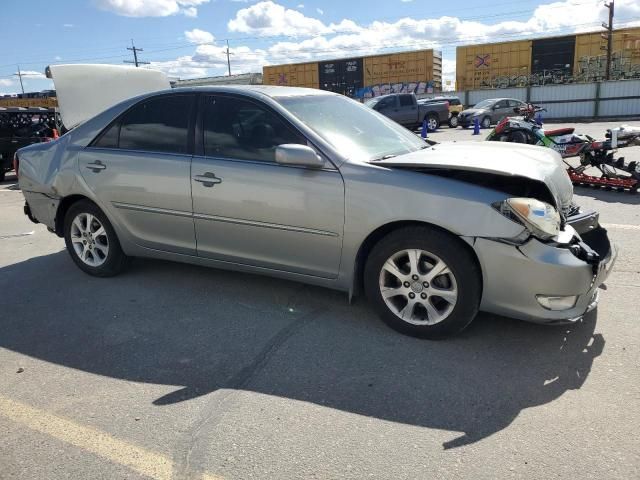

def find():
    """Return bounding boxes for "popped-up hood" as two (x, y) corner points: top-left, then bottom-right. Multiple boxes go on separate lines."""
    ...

(46, 64), (170, 129)
(372, 141), (574, 211)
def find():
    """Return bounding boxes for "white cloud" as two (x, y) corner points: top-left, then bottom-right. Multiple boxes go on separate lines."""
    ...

(185, 28), (215, 44)
(0, 79), (15, 87)
(63, 23), (74, 27)
(400, 0), (413, 2)
(155, 0), (640, 82)
(54, 55), (62, 61)
(297, 4), (304, 8)
(316, 8), (323, 15)
(95, 0), (210, 17)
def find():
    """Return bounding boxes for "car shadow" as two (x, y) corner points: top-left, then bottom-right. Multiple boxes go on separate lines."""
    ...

(0, 251), (604, 449)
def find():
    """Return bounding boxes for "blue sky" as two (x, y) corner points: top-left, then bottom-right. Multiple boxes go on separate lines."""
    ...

(1, 0), (639, 94)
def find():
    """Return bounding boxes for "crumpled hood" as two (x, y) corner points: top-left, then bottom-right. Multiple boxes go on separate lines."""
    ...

(372, 141), (574, 210)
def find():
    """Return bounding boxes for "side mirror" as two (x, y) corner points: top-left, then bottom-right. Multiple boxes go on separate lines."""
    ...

(275, 144), (324, 168)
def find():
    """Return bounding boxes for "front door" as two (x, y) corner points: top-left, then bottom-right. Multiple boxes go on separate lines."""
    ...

(492, 99), (511, 123)
(79, 93), (196, 255)
(191, 94), (345, 279)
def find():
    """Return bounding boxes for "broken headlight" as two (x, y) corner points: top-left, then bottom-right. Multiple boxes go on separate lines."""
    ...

(493, 198), (561, 241)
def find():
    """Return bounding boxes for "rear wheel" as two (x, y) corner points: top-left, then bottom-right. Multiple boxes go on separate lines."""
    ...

(509, 130), (528, 143)
(425, 114), (439, 132)
(364, 226), (482, 338)
(64, 200), (128, 277)
(481, 116), (491, 129)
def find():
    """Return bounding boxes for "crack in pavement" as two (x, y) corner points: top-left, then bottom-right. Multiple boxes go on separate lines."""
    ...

(172, 305), (327, 480)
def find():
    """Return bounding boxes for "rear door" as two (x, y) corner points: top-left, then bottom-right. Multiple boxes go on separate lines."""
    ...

(78, 93), (197, 255)
(191, 94), (345, 278)
(397, 94), (418, 125)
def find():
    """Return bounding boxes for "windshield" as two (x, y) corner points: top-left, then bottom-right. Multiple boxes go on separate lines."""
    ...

(278, 95), (427, 162)
(473, 99), (495, 109)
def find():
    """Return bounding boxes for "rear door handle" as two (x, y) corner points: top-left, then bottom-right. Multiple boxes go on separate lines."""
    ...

(193, 172), (222, 187)
(86, 161), (106, 172)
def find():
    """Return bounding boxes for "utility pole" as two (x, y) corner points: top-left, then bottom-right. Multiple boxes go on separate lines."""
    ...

(13, 65), (25, 94)
(601, 1), (614, 81)
(124, 39), (150, 67)
(224, 39), (233, 76)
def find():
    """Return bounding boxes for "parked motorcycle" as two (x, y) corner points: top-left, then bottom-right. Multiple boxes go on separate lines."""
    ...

(486, 104), (640, 193)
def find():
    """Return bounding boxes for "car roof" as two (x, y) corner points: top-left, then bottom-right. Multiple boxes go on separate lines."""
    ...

(169, 85), (337, 100)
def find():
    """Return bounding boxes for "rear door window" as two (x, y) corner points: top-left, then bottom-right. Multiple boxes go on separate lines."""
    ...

(93, 94), (193, 154)
(399, 95), (413, 107)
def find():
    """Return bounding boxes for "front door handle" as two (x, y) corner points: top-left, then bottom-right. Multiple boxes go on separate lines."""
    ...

(193, 172), (222, 187)
(86, 161), (106, 172)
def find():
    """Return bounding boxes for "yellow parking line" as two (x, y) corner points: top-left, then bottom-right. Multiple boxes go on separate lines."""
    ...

(0, 395), (223, 480)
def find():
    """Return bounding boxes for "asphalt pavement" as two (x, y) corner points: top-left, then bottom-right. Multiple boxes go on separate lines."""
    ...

(1, 122), (639, 479)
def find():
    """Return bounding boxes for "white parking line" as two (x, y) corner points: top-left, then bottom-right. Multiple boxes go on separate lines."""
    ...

(602, 223), (640, 231)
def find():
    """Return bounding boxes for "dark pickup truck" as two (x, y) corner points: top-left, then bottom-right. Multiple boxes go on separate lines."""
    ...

(365, 93), (449, 131)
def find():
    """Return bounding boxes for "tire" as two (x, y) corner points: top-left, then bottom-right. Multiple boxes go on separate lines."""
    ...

(481, 116), (491, 129)
(425, 114), (440, 132)
(448, 115), (459, 128)
(509, 130), (528, 143)
(364, 226), (482, 339)
(63, 200), (129, 277)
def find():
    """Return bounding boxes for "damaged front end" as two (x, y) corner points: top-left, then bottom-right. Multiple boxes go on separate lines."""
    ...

(373, 157), (616, 324)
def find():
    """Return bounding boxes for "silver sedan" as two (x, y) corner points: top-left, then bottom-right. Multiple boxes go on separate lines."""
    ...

(16, 86), (615, 338)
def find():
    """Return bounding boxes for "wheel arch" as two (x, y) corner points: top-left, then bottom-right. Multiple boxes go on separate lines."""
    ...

(351, 220), (483, 299)
(54, 194), (94, 237)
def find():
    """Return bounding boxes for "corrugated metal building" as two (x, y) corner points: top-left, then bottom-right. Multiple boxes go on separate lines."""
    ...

(263, 49), (442, 97)
(456, 26), (640, 90)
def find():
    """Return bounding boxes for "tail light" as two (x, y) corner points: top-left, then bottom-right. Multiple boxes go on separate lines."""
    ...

(13, 152), (19, 177)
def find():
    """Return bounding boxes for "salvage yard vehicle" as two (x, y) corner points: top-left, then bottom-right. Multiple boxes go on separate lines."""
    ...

(365, 93), (449, 131)
(419, 95), (463, 127)
(0, 107), (59, 181)
(17, 82), (616, 338)
(487, 104), (640, 192)
(458, 98), (527, 129)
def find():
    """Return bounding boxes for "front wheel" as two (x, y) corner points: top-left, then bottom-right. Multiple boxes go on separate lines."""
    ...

(448, 115), (459, 128)
(64, 200), (129, 277)
(364, 227), (482, 339)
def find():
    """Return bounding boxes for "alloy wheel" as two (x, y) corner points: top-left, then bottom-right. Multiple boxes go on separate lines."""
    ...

(70, 212), (109, 267)
(378, 249), (458, 325)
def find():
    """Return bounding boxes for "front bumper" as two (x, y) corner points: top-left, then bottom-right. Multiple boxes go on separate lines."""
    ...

(474, 225), (617, 324)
